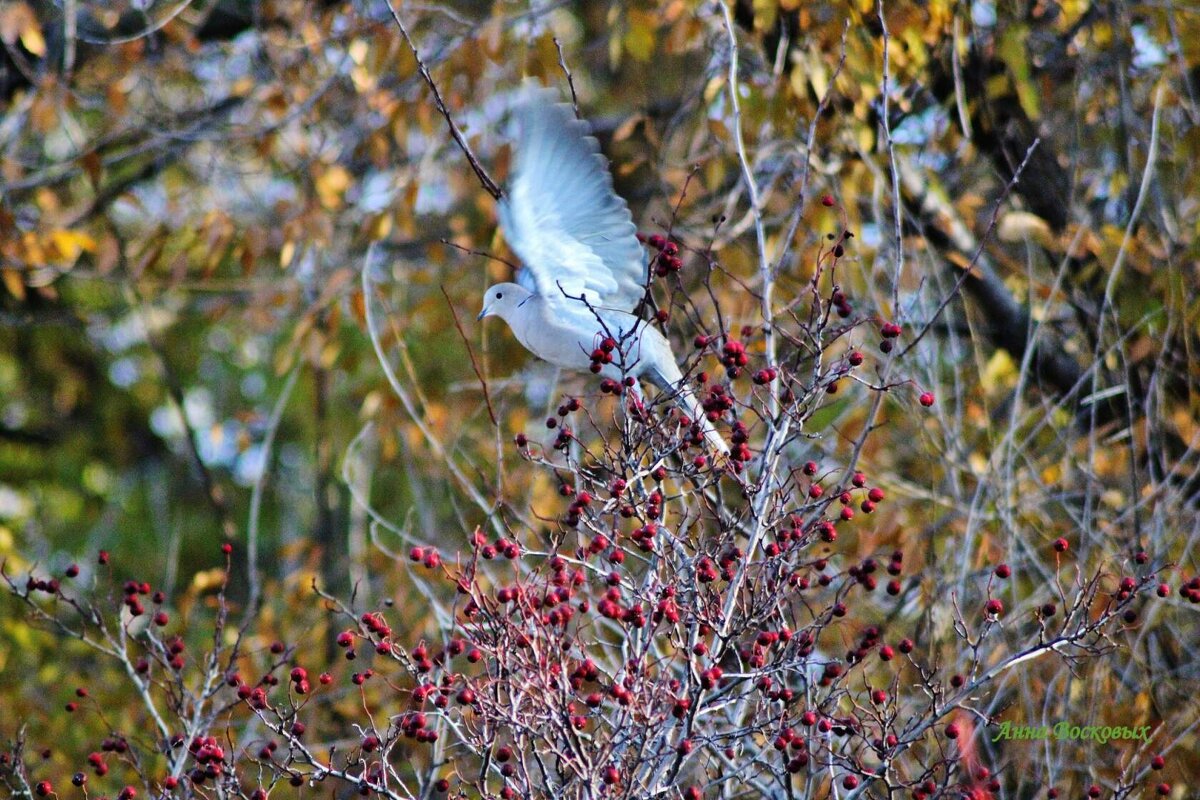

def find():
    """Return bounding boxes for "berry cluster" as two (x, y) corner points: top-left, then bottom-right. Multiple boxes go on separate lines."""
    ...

(646, 234), (683, 276)
(720, 339), (748, 377)
(589, 337), (616, 374)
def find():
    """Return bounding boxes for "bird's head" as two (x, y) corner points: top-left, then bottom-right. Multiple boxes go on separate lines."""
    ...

(477, 282), (532, 322)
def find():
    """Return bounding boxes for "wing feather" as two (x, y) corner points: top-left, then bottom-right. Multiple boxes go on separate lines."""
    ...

(497, 86), (647, 313)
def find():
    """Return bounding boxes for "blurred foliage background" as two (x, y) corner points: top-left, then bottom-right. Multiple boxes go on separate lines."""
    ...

(2, 0), (1199, 794)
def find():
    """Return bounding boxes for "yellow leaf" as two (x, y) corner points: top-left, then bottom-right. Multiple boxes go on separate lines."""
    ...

(231, 76), (254, 97)
(316, 165), (352, 209)
(608, 28), (623, 70)
(48, 229), (97, 261)
(191, 568), (227, 593)
(1, 269), (24, 300)
(612, 114), (641, 143)
(370, 213), (392, 240)
(980, 349), (1016, 392)
(351, 65), (375, 93)
(18, 18), (45, 57)
(752, 0), (777, 30)
(703, 76), (725, 104)
(19, 231), (45, 265)
(997, 25), (1040, 120)
(997, 211), (1053, 247)
(623, 21), (655, 62)
(807, 50), (829, 101)
(704, 159), (726, 192)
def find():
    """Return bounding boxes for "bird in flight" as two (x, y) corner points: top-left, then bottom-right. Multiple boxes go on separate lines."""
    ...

(477, 85), (728, 455)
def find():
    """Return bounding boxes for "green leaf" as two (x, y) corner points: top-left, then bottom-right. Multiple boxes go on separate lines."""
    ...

(998, 24), (1041, 120)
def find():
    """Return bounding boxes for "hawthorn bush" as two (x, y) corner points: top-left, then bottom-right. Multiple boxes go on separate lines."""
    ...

(3, 1), (1199, 799)
(3, 204), (1191, 797)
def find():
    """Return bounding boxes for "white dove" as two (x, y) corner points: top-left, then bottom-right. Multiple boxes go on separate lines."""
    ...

(477, 87), (728, 455)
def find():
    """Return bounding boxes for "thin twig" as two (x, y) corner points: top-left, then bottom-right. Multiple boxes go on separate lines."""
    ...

(553, 37), (581, 118)
(361, 246), (503, 531)
(440, 285), (498, 426)
(440, 238), (519, 270)
(716, 0), (776, 422)
(898, 137), (1041, 358)
(770, 20), (849, 278)
(877, 0), (906, 313)
(385, 0), (503, 199)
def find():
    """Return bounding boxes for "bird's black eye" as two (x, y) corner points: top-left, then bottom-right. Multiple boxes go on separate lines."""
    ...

(496, 292), (503, 299)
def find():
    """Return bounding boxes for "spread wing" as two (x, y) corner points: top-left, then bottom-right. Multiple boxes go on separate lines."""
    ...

(497, 86), (648, 313)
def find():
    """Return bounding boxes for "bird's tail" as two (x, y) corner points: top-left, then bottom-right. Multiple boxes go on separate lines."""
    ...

(644, 367), (729, 455)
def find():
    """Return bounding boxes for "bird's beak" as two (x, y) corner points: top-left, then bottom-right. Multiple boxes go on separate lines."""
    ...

(476, 305), (488, 321)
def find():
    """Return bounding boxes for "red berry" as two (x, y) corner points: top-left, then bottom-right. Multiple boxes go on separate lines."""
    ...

(221, 543), (232, 555)
(995, 564), (1011, 579)
(945, 723), (960, 739)
(985, 598), (1003, 616)
(35, 782), (52, 797)
(821, 194), (835, 207)
(918, 392), (935, 407)
(1053, 537), (1069, 553)
(842, 775), (859, 789)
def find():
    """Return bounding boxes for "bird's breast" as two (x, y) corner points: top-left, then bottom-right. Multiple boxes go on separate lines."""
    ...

(509, 300), (656, 376)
